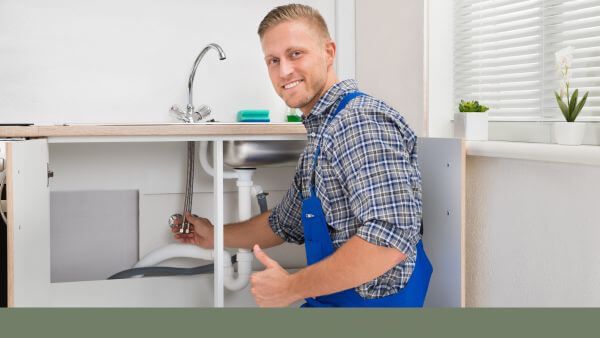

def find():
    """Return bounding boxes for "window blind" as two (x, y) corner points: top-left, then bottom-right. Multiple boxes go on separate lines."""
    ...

(454, 0), (600, 119)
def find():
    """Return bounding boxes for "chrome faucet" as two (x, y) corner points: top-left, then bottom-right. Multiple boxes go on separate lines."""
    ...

(170, 43), (227, 123)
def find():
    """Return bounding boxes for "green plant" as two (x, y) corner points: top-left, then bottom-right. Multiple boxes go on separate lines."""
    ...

(554, 89), (589, 122)
(458, 100), (489, 113)
(554, 47), (589, 122)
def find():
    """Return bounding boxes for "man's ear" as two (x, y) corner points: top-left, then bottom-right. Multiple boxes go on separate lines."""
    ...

(325, 40), (336, 67)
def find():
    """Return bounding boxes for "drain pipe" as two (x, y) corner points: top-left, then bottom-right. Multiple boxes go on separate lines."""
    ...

(199, 141), (238, 179)
(133, 142), (255, 291)
(197, 141), (254, 291)
(225, 169), (256, 290)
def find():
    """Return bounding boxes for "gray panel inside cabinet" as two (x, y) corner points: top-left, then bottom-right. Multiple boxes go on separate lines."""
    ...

(50, 190), (138, 283)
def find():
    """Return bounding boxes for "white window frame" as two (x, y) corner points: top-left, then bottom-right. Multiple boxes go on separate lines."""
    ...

(428, 0), (600, 144)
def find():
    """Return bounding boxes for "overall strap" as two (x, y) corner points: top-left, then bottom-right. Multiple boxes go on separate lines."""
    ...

(309, 91), (365, 191)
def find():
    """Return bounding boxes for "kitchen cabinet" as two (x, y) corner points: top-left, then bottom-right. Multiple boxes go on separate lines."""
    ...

(0, 124), (465, 307)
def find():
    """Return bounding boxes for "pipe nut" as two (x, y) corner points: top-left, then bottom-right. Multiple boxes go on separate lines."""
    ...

(168, 213), (183, 228)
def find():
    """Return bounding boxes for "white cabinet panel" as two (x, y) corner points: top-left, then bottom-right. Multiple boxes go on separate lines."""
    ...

(7, 139), (51, 306)
(419, 137), (465, 307)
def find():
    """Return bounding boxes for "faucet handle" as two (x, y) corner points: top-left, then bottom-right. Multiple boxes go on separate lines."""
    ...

(192, 105), (211, 123)
(170, 104), (184, 116)
(170, 105), (192, 123)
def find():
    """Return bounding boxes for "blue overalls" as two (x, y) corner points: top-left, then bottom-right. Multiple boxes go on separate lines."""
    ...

(300, 91), (433, 307)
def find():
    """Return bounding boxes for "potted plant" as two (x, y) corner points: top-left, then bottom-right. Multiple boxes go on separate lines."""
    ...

(553, 46), (589, 146)
(454, 100), (489, 141)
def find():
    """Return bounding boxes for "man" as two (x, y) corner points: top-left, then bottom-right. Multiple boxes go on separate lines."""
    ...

(174, 3), (432, 307)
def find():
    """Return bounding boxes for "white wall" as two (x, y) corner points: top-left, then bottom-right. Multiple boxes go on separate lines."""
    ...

(0, 0), (337, 124)
(355, 0), (426, 135)
(427, 0), (454, 138)
(466, 156), (600, 306)
(354, 0), (452, 137)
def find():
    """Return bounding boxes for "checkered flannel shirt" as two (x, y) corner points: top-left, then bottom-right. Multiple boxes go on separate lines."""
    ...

(268, 79), (422, 299)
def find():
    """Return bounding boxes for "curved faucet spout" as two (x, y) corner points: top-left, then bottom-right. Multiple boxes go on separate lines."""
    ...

(187, 43), (227, 113)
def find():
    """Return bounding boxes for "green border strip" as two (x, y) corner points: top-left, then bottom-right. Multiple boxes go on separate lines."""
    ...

(0, 308), (598, 338)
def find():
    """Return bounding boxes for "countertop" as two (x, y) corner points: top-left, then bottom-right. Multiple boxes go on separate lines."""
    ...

(0, 123), (307, 138)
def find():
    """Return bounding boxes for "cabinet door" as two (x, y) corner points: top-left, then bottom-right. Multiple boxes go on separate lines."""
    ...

(418, 137), (465, 308)
(6, 139), (50, 307)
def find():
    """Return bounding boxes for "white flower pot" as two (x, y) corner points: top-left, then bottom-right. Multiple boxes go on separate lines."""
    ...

(552, 122), (586, 146)
(454, 112), (488, 141)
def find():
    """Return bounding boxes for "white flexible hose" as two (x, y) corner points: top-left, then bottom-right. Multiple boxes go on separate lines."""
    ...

(133, 243), (251, 291)
(134, 243), (216, 268)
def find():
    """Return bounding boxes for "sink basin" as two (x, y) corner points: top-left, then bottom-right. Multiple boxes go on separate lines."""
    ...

(208, 140), (306, 168)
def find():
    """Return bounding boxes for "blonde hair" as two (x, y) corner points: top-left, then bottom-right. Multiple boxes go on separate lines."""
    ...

(258, 3), (331, 41)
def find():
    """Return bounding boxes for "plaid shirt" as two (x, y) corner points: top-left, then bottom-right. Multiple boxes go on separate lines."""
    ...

(268, 79), (422, 299)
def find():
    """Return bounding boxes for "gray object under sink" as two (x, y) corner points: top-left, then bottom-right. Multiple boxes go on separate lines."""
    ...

(209, 140), (306, 168)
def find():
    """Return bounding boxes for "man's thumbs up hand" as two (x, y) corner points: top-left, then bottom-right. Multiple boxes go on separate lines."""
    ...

(253, 244), (280, 269)
(250, 244), (300, 307)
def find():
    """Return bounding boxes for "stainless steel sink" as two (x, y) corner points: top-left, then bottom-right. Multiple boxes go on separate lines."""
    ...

(208, 140), (306, 168)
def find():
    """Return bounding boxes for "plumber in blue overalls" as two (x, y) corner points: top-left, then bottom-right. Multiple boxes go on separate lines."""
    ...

(250, 4), (432, 308)
(177, 4), (433, 308)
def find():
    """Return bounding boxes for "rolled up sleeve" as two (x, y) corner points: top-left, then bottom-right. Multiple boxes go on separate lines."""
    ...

(267, 159), (305, 245)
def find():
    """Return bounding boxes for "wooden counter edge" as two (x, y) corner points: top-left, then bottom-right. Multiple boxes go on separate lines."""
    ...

(1, 124), (307, 138)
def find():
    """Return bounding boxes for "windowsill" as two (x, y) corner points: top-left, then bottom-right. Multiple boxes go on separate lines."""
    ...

(484, 120), (600, 146)
(487, 117), (600, 123)
(465, 140), (600, 167)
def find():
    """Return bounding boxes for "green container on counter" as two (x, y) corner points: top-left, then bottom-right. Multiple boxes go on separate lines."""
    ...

(286, 108), (302, 122)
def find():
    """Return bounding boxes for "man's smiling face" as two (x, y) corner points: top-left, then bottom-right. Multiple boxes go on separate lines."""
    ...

(261, 19), (335, 115)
